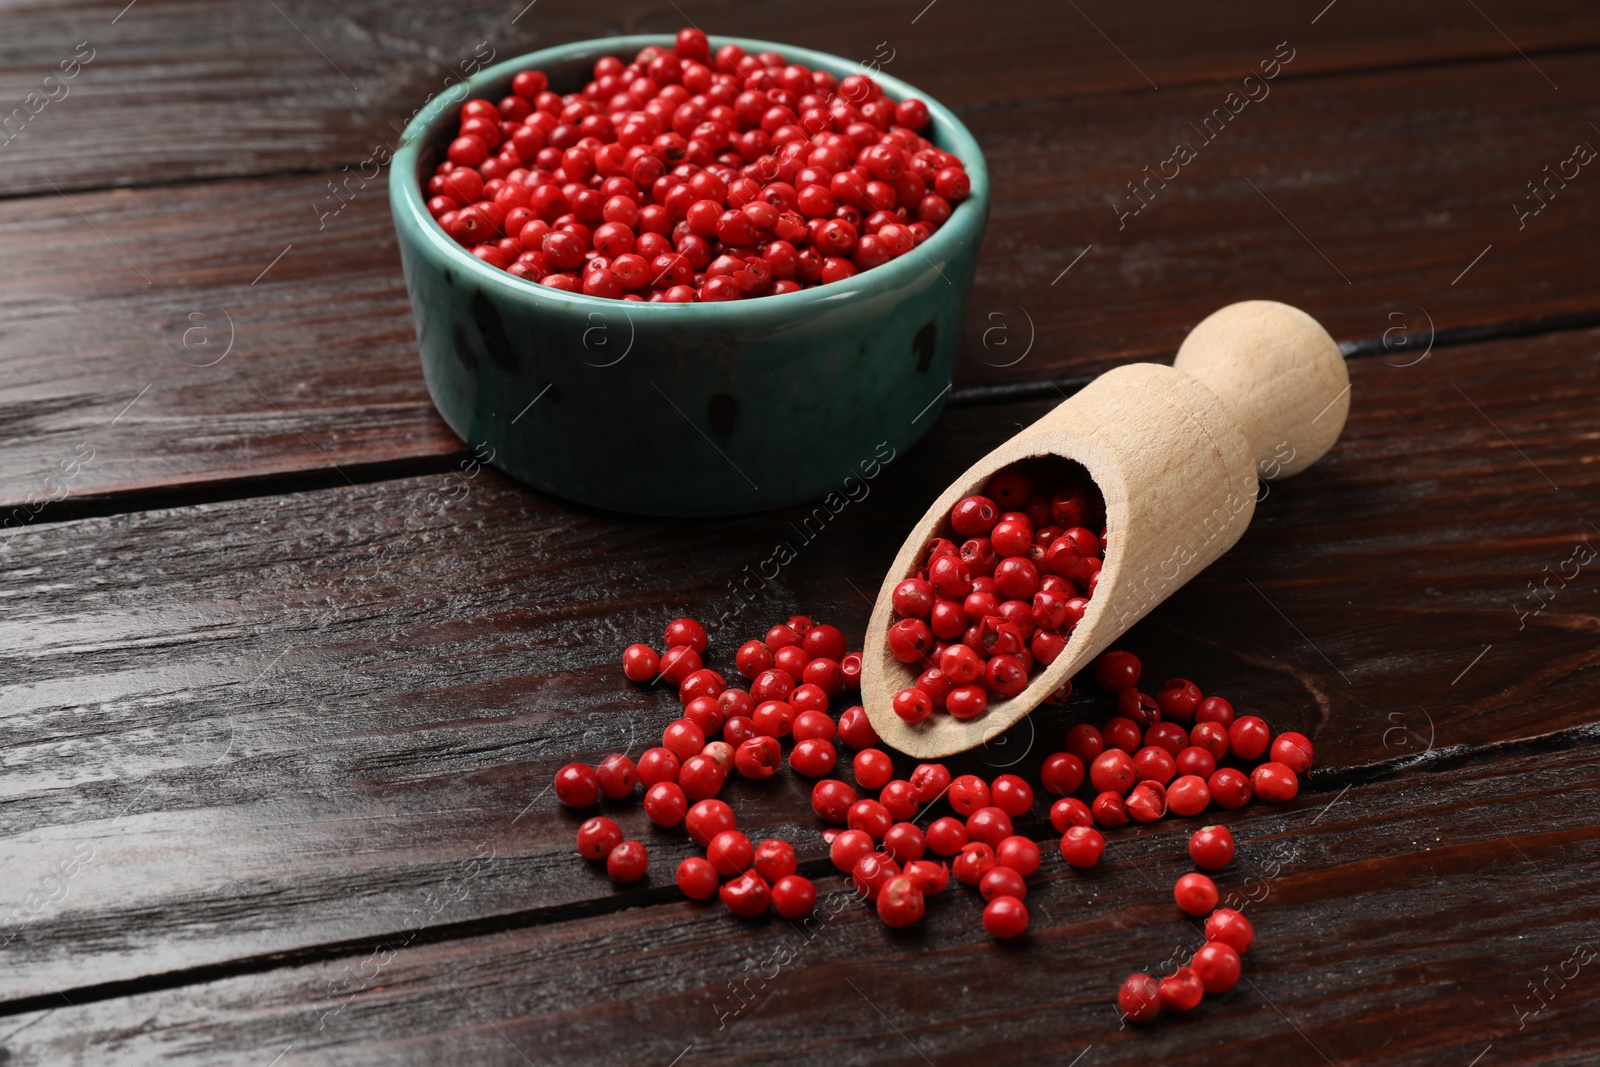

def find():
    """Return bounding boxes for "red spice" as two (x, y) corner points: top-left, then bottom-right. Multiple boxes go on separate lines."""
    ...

(585, 617), (1312, 1023)
(425, 32), (971, 301)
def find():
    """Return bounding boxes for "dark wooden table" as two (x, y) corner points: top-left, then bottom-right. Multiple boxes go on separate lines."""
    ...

(3, 2), (1598, 1064)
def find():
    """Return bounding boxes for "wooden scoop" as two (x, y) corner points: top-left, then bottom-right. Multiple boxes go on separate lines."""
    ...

(861, 300), (1350, 758)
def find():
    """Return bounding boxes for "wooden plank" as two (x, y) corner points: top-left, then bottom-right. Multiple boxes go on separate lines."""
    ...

(1, 327), (1596, 1004)
(5, 742), (1597, 1065)
(968, 46), (1600, 388)
(3, 0), (1598, 196)
(5, 49), (1600, 509)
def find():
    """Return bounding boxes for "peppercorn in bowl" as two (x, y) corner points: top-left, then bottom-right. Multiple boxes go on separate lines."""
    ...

(389, 31), (988, 515)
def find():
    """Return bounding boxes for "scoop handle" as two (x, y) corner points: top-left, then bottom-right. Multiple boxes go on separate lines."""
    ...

(1172, 300), (1348, 480)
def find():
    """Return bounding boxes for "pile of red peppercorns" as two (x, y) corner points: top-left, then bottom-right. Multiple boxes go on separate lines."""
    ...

(888, 464), (1107, 724)
(556, 596), (1312, 1021)
(1111, 825), (1255, 1021)
(422, 27), (972, 302)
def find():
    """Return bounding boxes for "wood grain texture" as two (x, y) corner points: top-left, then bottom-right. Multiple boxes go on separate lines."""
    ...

(4, 47), (1600, 511)
(1, 327), (1596, 1005)
(5, 742), (1597, 1066)
(3, 0), (1599, 197)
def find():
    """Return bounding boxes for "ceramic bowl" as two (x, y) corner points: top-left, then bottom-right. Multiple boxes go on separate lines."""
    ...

(389, 35), (988, 515)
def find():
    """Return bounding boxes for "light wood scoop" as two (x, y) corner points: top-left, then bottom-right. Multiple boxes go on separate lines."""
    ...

(861, 301), (1350, 758)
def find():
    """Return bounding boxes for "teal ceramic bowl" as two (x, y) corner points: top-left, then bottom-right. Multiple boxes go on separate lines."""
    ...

(389, 35), (989, 516)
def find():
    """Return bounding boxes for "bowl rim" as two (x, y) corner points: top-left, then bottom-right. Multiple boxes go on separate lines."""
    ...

(389, 33), (989, 317)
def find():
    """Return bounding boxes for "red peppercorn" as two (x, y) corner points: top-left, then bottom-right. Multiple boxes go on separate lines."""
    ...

(909, 762), (952, 803)
(1125, 781), (1167, 822)
(1092, 791), (1129, 829)
(892, 687), (933, 724)
(1049, 797), (1093, 833)
(718, 688), (754, 721)
(676, 856), (718, 900)
(576, 816), (623, 861)
(750, 668), (793, 704)
(1190, 721), (1230, 760)
(1144, 721), (1189, 758)
(989, 774), (1034, 817)
(1156, 678), (1202, 722)
(996, 835), (1041, 876)
(837, 705), (879, 749)
(947, 684), (990, 722)
(1228, 716), (1272, 761)
(606, 839), (648, 884)
(792, 708), (836, 742)
(1064, 723), (1105, 765)
(1158, 966), (1205, 1013)
(1175, 745), (1218, 780)
(1094, 650), (1141, 692)
(926, 816), (968, 857)
(979, 865), (1027, 902)
(1117, 973), (1162, 1024)
(683, 696), (724, 736)
(1208, 767), (1253, 809)
(1270, 731), (1314, 774)
(1195, 695), (1235, 727)
(1205, 907), (1255, 953)
(1089, 750), (1137, 796)
(622, 643), (660, 682)
(773, 644), (811, 680)
(952, 841), (997, 885)
(839, 652), (864, 689)
(883, 821), (927, 863)
(1117, 688), (1161, 729)
(982, 895), (1029, 939)
(789, 737), (837, 778)
(636, 746), (681, 786)
(811, 778), (857, 824)
(663, 617), (708, 653)
(734, 640), (773, 680)
(1174, 872), (1220, 916)
(596, 753), (638, 799)
(659, 644), (702, 685)
(685, 798), (736, 846)
(1191, 940), (1242, 993)
(948, 774), (990, 815)
(876, 875), (925, 927)
(1102, 716), (1142, 755)
(643, 782), (689, 827)
(729, 735), (778, 779)
(852, 748), (894, 790)
(1188, 824), (1235, 870)
(966, 806), (1013, 848)
(1060, 825), (1106, 869)
(663, 719), (708, 761)
(1040, 752), (1085, 796)
(950, 495), (1000, 537)
(848, 799), (894, 840)
(720, 870), (771, 916)
(752, 699), (795, 739)
(1166, 774), (1211, 817)
(830, 828), (874, 872)
(1251, 761), (1300, 802)
(852, 852), (901, 900)
(1132, 745), (1177, 786)
(771, 874), (816, 919)
(679, 753), (726, 799)
(553, 762), (601, 808)
(879, 779), (919, 821)
(904, 859), (950, 895)
(707, 829), (754, 878)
